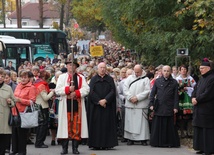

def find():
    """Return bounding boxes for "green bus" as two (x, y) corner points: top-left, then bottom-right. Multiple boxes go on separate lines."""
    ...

(0, 29), (69, 61)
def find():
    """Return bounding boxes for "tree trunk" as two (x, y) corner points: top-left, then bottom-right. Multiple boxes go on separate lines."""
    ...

(16, 0), (21, 28)
(64, 0), (72, 27)
(19, 0), (21, 28)
(59, 4), (65, 30)
(2, 0), (6, 28)
(39, 0), (43, 28)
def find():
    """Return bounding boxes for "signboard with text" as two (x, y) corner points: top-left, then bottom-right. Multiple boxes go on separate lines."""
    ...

(90, 46), (104, 57)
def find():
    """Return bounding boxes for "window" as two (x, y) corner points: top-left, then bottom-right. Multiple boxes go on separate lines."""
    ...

(26, 32), (45, 44)
(22, 21), (28, 26)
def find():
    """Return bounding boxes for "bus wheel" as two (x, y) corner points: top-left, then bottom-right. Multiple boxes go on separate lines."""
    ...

(35, 57), (45, 62)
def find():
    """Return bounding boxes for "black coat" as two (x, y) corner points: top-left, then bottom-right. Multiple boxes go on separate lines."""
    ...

(192, 70), (214, 128)
(149, 76), (179, 116)
(87, 74), (118, 148)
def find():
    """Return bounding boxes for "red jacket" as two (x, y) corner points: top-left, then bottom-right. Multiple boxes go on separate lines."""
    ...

(12, 82), (37, 115)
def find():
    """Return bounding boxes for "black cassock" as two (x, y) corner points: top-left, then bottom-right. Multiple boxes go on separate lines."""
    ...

(87, 74), (118, 149)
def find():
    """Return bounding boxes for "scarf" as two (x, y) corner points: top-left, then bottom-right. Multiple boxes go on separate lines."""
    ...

(34, 78), (50, 93)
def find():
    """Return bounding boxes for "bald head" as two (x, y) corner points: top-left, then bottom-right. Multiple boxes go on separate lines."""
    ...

(162, 65), (171, 78)
(98, 62), (107, 77)
(134, 64), (143, 77)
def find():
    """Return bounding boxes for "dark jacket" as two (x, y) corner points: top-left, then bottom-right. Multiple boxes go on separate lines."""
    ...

(5, 66), (16, 71)
(149, 76), (179, 116)
(192, 70), (214, 128)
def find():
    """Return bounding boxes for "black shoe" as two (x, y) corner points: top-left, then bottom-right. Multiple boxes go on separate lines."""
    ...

(141, 140), (148, 146)
(51, 140), (56, 146)
(73, 148), (80, 154)
(127, 140), (134, 145)
(121, 138), (127, 143)
(35, 144), (48, 148)
(196, 151), (204, 154)
(92, 147), (101, 150)
(17, 153), (26, 155)
(72, 140), (80, 154)
(57, 139), (61, 145)
(60, 150), (68, 154)
(27, 139), (34, 145)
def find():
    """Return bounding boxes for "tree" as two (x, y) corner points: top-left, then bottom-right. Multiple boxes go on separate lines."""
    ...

(100, 0), (214, 66)
(69, 0), (214, 66)
(176, 0), (214, 61)
(0, 0), (16, 25)
(71, 0), (105, 34)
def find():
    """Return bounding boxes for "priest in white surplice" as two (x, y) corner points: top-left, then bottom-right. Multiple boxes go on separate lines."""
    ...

(123, 64), (151, 145)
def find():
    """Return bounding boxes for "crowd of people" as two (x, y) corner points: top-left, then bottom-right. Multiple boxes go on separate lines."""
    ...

(0, 42), (214, 155)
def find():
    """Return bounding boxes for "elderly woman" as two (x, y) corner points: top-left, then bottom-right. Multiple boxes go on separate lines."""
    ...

(34, 70), (55, 148)
(0, 70), (16, 155)
(10, 70), (37, 155)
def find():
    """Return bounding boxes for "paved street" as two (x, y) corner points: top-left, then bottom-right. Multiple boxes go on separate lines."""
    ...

(22, 135), (196, 155)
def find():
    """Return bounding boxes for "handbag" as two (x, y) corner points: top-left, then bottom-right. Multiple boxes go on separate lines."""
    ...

(8, 105), (21, 127)
(34, 103), (45, 124)
(20, 104), (39, 128)
(49, 99), (56, 119)
(116, 111), (122, 137)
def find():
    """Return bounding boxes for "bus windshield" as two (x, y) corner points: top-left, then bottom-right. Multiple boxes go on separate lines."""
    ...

(0, 29), (69, 61)
(0, 38), (33, 71)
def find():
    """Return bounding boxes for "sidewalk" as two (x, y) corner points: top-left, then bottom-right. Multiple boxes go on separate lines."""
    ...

(24, 135), (195, 155)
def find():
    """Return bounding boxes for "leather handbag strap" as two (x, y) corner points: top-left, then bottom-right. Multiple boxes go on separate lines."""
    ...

(10, 104), (20, 116)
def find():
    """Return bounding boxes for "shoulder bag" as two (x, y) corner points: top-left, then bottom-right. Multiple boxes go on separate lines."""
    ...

(20, 104), (39, 128)
(8, 105), (21, 127)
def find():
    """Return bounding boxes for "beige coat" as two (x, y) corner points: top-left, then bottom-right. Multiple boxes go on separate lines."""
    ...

(55, 73), (89, 139)
(36, 84), (54, 109)
(0, 83), (15, 134)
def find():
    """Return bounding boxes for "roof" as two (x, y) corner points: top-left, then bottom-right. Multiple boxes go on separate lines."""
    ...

(8, 2), (59, 20)
(0, 28), (64, 33)
(0, 38), (31, 44)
